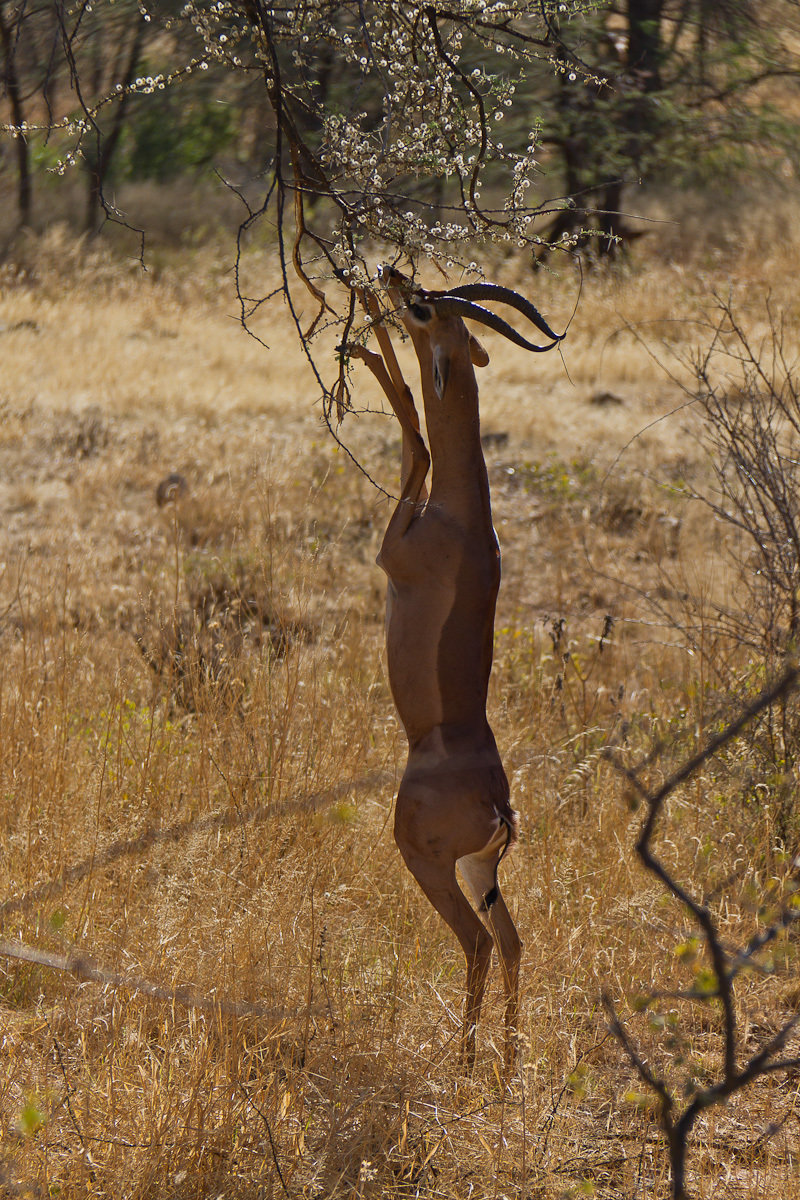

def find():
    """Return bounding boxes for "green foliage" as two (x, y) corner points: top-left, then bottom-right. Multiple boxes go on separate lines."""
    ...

(122, 90), (234, 181)
(505, 454), (597, 501)
(18, 1097), (46, 1138)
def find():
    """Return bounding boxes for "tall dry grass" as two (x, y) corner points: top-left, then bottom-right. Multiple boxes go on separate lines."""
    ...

(1, 221), (800, 1198)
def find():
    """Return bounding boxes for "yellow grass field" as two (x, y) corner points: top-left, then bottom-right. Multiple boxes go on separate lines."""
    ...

(1, 219), (800, 1199)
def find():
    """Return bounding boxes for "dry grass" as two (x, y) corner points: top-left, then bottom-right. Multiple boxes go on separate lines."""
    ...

(1, 221), (800, 1199)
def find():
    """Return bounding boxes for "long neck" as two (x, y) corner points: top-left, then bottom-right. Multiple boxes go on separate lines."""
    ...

(422, 360), (491, 513)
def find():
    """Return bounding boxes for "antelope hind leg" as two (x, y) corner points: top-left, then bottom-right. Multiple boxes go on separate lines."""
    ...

(458, 848), (522, 1073)
(395, 843), (493, 1072)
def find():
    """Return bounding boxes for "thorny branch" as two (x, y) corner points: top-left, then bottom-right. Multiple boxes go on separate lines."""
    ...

(604, 662), (800, 1200)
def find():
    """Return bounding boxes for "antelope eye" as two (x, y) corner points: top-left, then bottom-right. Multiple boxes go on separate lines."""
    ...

(408, 301), (432, 323)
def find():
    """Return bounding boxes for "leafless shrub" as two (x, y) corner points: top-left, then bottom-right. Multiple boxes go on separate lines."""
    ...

(692, 299), (800, 661)
(136, 560), (311, 714)
(53, 404), (111, 459)
(682, 298), (800, 837)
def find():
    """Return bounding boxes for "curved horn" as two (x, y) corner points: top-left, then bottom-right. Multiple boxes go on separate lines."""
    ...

(440, 282), (563, 344)
(433, 296), (562, 353)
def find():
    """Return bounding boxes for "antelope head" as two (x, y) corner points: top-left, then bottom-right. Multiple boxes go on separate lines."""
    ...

(379, 265), (563, 353)
(377, 264), (563, 403)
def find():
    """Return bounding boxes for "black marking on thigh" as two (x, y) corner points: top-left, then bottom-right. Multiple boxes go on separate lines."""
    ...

(480, 884), (498, 912)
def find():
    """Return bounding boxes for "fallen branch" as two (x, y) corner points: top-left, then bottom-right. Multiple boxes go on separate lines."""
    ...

(0, 936), (292, 1024)
(0, 769), (391, 922)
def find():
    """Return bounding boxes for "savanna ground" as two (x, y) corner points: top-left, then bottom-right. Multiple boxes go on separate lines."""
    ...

(2, 194), (800, 1199)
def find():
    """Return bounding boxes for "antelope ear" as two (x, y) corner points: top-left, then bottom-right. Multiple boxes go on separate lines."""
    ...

(469, 333), (490, 368)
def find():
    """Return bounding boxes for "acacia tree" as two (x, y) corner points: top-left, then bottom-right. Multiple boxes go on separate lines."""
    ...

(2, 1), (596, 362)
(167, 0), (594, 380)
(75, 0), (149, 231)
(5, 3), (800, 259)
(202, 0), (592, 407)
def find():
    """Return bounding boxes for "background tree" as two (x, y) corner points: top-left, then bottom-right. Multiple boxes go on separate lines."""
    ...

(6, 4), (800, 265)
(0, 0), (63, 229)
(0, 1), (32, 227)
(534, 1), (800, 259)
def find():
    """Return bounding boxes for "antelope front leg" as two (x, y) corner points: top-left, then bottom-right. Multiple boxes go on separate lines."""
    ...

(354, 289), (429, 500)
(350, 345), (430, 537)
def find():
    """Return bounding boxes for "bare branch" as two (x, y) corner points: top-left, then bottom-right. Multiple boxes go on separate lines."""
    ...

(604, 661), (800, 1199)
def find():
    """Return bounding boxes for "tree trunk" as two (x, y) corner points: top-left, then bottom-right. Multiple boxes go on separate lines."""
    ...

(84, 13), (146, 232)
(627, 0), (665, 90)
(538, 2), (667, 263)
(0, 1), (33, 227)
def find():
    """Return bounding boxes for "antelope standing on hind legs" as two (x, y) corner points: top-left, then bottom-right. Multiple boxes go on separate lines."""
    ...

(352, 266), (563, 1072)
